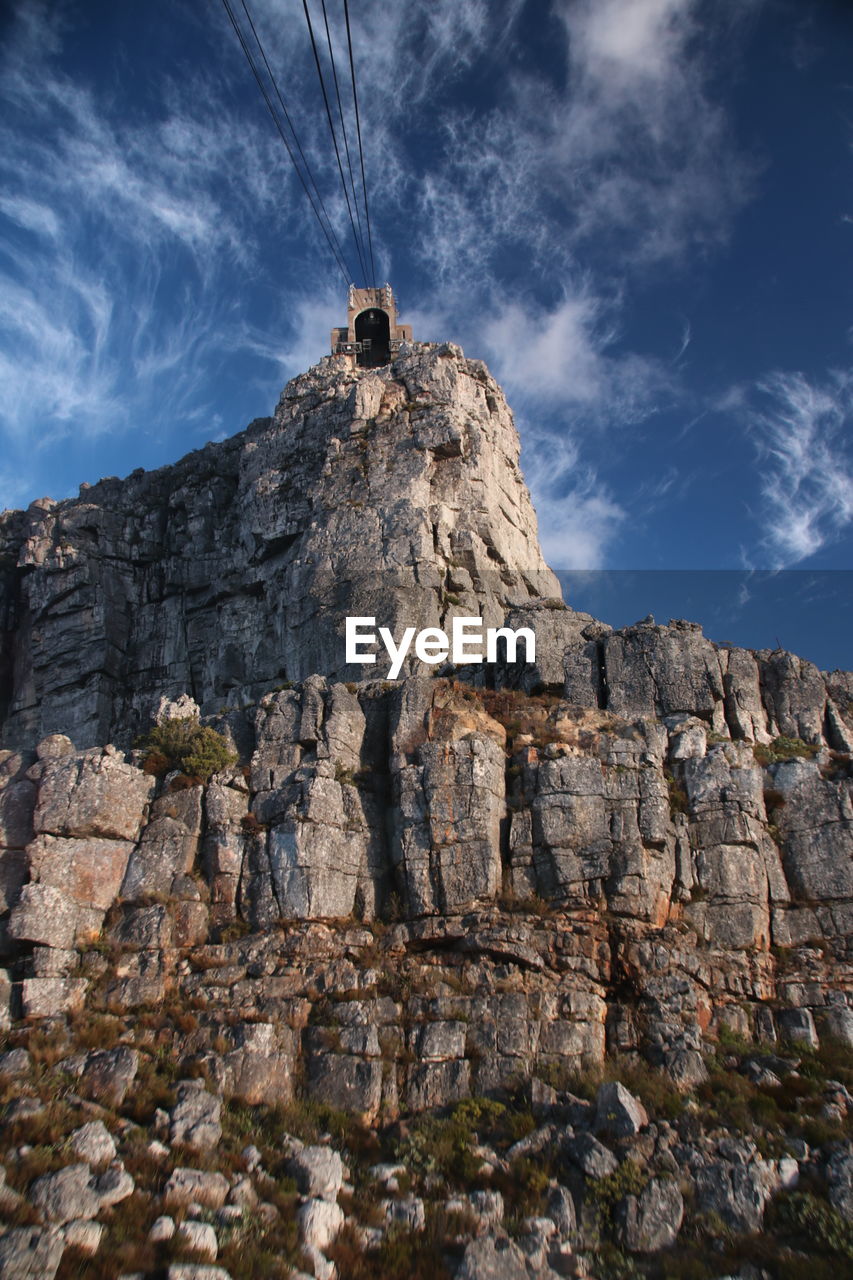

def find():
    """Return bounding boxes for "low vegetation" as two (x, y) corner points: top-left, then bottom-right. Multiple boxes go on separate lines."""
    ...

(136, 716), (237, 782)
(752, 736), (821, 767)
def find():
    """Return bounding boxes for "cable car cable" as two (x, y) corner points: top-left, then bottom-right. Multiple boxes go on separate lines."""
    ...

(301, 0), (368, 283)
(236, 0), (354, 284)
(342, 0), (376, 288)
(319, 0), (368, 278)
(218, 0), (353, 286)
(225, 0), (353, 283)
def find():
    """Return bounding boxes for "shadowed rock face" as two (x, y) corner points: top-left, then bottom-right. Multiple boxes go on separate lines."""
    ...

(0, 343), (558, 749)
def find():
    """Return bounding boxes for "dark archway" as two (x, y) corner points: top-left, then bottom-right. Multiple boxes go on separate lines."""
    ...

(355, 308), (391, 368)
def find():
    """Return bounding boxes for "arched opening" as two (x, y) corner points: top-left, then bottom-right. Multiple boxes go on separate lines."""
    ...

(355, 308), (391, 368)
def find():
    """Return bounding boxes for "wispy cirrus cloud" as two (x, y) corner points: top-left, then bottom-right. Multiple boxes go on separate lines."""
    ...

(0, 0), (340, 458)
(365, 0), (755, 285)
(339, 0), (755, 566)
(520, 424), (627, 569)
(0, 0), (760, 563)
(749, 369), (853, 566)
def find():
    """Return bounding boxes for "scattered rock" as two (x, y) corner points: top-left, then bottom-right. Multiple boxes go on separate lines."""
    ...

(595, 1081), (648, 1138)
(164, 1168), (230, 1210)
(6, 1096), (45, 1122)
(0, 1225), (65, 1279)
(564, 1131), (619, 1180)
(468, 1190), (504, 1227)
(76, 1047), (139, 1107)
(30, 1164), (101, 1225)
(297, 1197), (345, 1251)
(69, 1121), (116, 1168)
(169, 1081), (223, 1152)
(288, 1145), (344, 1202)
(300, 1245), (336, 1280)
(383, 1194), (426, 1232)
(618, 1176), (684, 1252)
(166, 1267), (234, 1280)
(228, 1176), (258, 1209)
(149, 1215), (176, 1242)
(369, 1162), (407, 1191)
(546, 1184), (577, 1238)
(63, 1219), (104, 1256)
(827, 1150), (853, 1222)
(94, 1162), (135, 1208)
(176, 1221), (218, 1261)
(0, 1049), (32, 1078)
(695, 1161), (769, 1233)
(456, 1233), (548, 1279)
(241, 1145), (263, 1173)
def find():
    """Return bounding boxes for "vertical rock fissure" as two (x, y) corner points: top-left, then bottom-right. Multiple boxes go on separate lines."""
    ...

(596, 638), (609, 710)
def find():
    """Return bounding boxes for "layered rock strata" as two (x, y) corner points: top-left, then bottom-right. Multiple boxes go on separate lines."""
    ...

(1, 666), (850, 1116)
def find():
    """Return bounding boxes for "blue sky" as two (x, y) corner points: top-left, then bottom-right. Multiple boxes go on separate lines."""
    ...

(0, 0), (851, 666)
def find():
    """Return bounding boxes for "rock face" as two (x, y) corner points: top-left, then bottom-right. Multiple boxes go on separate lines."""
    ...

(0, 342), (850, 1116)
(2, 668), (847, 1110)
(558, 614), (853, 750)
(0, 344), (557, 750)
(0, 342), (850, 1279)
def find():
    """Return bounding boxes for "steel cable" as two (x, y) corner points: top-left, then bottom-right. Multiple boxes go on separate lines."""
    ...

(320, 0), (368, 278)
(343, 0), (376, 288)
(219, 0), (354, 286)
(301, 0), (368, 283)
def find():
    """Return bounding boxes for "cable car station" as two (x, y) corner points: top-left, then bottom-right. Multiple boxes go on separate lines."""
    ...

(331, 284), (413, 368)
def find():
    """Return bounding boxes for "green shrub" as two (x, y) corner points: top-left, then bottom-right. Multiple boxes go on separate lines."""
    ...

(770, 1191), (853, 1260)
(391, 1095), (536, 1190)
(590, 1242), (640, 1280)
(497, 1155), (552, 1219)
(753, 736), (820, 767)
(665, 771), (690, 816)
(393, 1110), (481, 1186)
(660, 773), (686, 814)
(588, 1159), (649, 1220)
(136, 717), (237, 782)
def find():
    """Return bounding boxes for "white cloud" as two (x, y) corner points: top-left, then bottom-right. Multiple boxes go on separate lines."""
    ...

(750, 370), (853, 565)
(537, 487), (627, 569)
(567, 0), (701, 89)
(0, 194), (60, 238)
(0, 0), (758, 540)
(519, 422), (626, 569)
(356, 0), (755, 295)
(481, 291), (673, 423)
(483, 296), (607, 405)
(0, 1), (301, 452)
(244, 289), (341, 383)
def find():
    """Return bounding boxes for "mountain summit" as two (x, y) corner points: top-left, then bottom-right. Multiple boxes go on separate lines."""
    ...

(0, 343), (558, 748)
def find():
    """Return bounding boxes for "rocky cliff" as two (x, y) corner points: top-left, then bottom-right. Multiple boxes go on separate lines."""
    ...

(0, 344), (851, 1280)
(0, 343), (557, 749)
